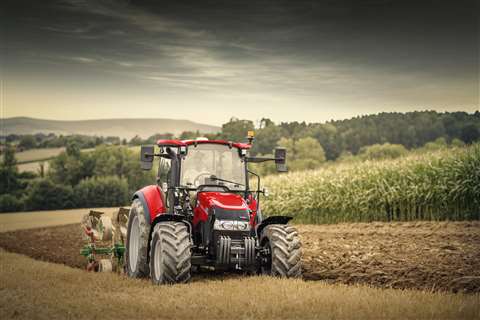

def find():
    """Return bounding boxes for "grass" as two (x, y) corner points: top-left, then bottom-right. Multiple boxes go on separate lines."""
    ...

(13, 147), (65, 173)
(14, 147), (66, 164)
(17, 161), (50, 173)
(1, 249), (478, 320)
(263, 144), (480, 224)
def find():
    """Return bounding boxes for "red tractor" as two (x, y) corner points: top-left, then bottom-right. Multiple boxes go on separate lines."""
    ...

(125, 134), (301, 284)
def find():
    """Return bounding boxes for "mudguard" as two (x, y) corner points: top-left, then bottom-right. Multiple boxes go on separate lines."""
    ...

(151, 213), (193, 235)
(132, 185), (166, 224)
(256, 215), (293, 238)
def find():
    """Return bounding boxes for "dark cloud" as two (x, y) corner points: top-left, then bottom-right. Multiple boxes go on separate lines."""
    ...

(1, 0), (478, 123)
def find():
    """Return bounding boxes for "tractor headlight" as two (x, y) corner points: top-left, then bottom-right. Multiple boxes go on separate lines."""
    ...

(216, 220), (234, 230)
(236, 221), (250, 231)
(214, 220), (251, 231)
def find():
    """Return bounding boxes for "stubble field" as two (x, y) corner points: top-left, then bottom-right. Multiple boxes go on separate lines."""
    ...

(0, 210), (479, 319)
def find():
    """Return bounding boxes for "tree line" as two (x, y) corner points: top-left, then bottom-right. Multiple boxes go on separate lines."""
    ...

(219, 111), (480, 159)
(1, 110), (479, 212)
(0, 143), (155, 212)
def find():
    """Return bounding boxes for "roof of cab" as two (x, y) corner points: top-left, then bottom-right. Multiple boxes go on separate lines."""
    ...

(156, 139), (251, 149)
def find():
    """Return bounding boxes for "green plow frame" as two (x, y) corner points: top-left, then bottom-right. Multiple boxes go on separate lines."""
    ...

(80, 208), (129, 272)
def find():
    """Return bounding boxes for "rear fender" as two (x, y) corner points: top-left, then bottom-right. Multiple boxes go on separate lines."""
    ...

(256, 215), (292, 239)
(132, 185), (166, 225)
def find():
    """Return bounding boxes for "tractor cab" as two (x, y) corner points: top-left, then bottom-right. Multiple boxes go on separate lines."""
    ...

(180, 141), (247, 190)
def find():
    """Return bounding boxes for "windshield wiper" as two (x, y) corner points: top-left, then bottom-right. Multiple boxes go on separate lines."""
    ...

(209, 175), (245, 187)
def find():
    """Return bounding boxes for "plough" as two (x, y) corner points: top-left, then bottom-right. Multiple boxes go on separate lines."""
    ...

(80, 208), (129, 272)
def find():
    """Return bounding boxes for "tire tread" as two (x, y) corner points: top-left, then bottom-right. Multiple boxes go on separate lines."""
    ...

(263, 224), (302, 278)
(150, 221), (191, 284)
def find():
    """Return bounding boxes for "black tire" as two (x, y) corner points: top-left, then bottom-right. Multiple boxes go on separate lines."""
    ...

(260, 224), (302, 277)
(125, 199), (150, 278)
(149, 221), (192, 285)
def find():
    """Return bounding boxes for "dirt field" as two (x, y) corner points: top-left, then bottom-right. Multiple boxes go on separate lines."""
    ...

(301, 221), (480, 293)
(0, 221), (479, 293)
(1, 249), (478, 320)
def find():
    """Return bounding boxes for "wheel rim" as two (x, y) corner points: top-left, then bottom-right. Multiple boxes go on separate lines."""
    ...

(261, 241), (272, 274)
(129, 216), (139, 272)
(154, 238), (163, 281)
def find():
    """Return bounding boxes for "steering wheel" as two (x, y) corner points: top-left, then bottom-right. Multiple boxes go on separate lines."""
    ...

(193, 172), (213, 187)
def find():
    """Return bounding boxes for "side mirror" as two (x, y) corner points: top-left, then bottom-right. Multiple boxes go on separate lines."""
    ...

(262, 187), (270, 197)
(140, 145), (154, 170)
(274, 147), (287, 172)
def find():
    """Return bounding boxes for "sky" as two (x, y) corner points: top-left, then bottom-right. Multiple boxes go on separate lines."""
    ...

(1, 0), (479, 126)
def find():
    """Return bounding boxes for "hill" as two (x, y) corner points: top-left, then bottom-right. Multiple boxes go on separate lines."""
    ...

(2, 117), (220, 139)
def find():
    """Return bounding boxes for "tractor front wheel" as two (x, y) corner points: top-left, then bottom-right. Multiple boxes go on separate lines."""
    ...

(125, 199), (150, 278)
(260, 224), (302, 277)
(149, 221), (192, 285)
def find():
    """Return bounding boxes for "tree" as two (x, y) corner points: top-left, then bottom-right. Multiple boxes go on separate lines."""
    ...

(3, 144), (17, 167)
(129, 135), (144, 146)
(74, 176), (129, 207)
(251, 119), (282, 155)
(24, 178), (75, 210)
(0, 145), (20, 194)
(277, 137), (326, 171)
(460, 124), (480, 144)
(291, 137), (326, 170)
(66, 141), (81, 158)
(48, 145), (93, 186)
(18, 135), (36, 149)
(221, 117), (254, 142)
(296, 137), (326, 163)
(0, 194), (23, 212)
(277, 137), (295, 156)
(308, 123), (340, 160)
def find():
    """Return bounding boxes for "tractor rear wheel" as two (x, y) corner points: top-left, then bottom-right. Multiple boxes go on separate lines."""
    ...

(149, 221), (191, 285)
(125, 199), (150, 278)
(260, 224), (302, 277)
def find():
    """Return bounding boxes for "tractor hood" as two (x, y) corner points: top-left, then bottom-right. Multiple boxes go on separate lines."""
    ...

(196, 192), (249, 211)
(192, 191), (251, 226)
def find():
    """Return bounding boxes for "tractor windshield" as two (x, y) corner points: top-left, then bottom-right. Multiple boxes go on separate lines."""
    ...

(180, 144), (246, 190)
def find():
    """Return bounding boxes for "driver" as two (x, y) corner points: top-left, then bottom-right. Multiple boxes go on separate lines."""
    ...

(182, 151), (211, 187)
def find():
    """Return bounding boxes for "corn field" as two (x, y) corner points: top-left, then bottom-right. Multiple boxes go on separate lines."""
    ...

(262, 143), (480, 224)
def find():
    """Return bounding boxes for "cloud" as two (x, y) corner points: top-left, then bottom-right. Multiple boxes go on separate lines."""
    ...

(3, 0), (478, 122)
(69, 56), (96, 63)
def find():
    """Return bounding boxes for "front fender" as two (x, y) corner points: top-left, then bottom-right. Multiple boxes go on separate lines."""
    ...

(151, 214), (192, 235)
(255, 215), (293, 238)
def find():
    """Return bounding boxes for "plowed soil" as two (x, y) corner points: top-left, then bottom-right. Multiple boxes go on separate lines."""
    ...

(301, 221), (480, 293)
(0, 221), (479, 293)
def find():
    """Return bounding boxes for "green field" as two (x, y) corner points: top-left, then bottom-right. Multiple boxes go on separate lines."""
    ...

(263, 144), (480, 223)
